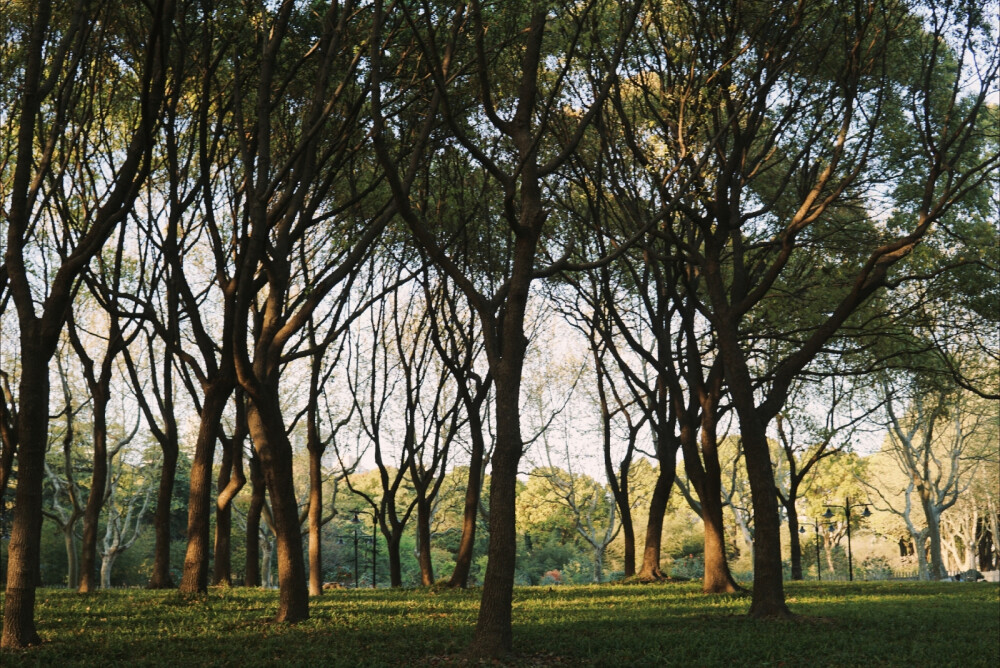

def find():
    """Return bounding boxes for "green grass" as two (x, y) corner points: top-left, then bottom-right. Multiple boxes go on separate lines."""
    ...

(1, 581), (997, 666)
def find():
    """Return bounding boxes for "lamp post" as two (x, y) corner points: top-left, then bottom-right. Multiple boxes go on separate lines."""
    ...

(798, 520), (824, 581)
(351, 509), (377, 589)
(823, 498), (871, 581)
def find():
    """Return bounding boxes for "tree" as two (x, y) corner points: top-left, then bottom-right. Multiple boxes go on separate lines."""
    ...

(1, 0), (173, 646)
(227, 0), (388, 622)
(867, 381), (996, 580)
(99, 450), (156, 588)
(621, 0), (996, 616)
(66, 230), (141, 593)
(370, 0), (643, 655)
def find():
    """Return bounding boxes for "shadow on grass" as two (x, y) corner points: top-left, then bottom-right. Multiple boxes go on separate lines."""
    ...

(2, 582), (997, 667)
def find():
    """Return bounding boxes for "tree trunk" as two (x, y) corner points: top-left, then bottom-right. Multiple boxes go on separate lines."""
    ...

(690, 419), (741, 593)
(245, 393), (309, 622)
(2, 351), (49, 648)
(63, 524), (79, 589)
(416, 496), (434, 586)
(147, 442), (177, 589)
(467, 401), (520, 659)
(100, 552), (118, 589)
(245, 452), (265, 587)
(637, 466), (673, 580)
(448, 408), (486, 588)
(307, 446), (323, 596)
(786, 501), (802, 581)
(180, 383), (231, 593)
(924, 503), (945, 580)
(78, 392), (109, 593)
(213, 438), (235, 586)
(386, 532), (403, 587)
(619, 501), (636, 579)
(741, 420), (791, 617)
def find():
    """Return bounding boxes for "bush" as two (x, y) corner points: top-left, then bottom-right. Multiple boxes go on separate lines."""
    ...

(669, 554), (704, 580)
(859, 556), (893, 581)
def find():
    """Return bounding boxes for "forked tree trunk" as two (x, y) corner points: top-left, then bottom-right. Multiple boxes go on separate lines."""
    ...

(688, 415), (742, 594)
(924, 502), (945, 580)
(213, 421), (246, 587)
(386, 532), (404, 587)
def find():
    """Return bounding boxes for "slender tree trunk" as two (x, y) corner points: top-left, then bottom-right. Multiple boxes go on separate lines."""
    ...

(638, 466), (673, 580)
(245, 452), (265, 587)
(100, 552), (118, 589)
(448, 409), (486, 588)
(786, 501), (802, 581)
(63, 526), (79, 589)
(180, 384), (231, 593)
(147, 443), (177, 588)
(308, 447), (324, 596)
(78, 392), (109, 593)
(416, 496), (434, 586)
(213, 439), (235, 585)
(619, 499), (636, 578)
(245, 394), (309, 621)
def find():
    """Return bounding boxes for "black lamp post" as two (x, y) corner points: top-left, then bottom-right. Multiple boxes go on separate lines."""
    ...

(823, 498), (871, 581)
(798, 520), (824, 581)
(351, 510), (377, 589)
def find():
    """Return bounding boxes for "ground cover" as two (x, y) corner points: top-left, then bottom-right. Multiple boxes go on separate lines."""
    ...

(1, 581), (997, 666)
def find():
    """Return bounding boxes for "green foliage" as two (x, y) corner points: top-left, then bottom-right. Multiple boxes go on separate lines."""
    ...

(2, 582), (997, 666)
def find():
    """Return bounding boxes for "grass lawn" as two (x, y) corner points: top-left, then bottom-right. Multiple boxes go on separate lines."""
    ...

(1, 581), (997, 666)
